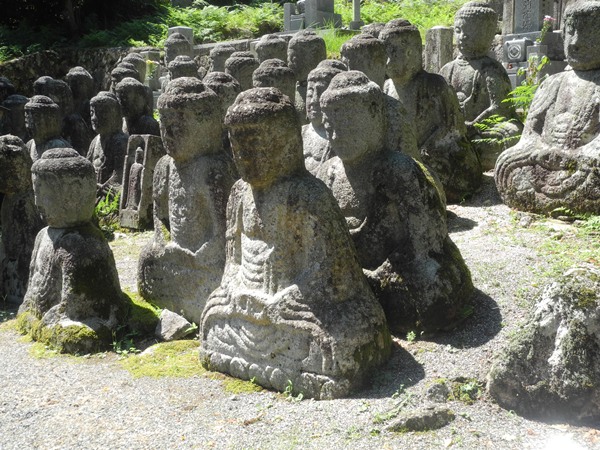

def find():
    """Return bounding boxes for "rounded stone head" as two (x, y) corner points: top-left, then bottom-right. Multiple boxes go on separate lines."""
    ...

(0, 77), (16, 103)
(1, 94), (29, 140)
(0, 135), (31, 194)
(340, 33), (387, 87)
(110, 65), (140, 92)
(252, 59), (296, 101)
(225, 52), (259, 91)
(31, 147), (96, 227)
(115, 77), (150, 119)
(225, 87), (304, 188)
(157, 77), (223, 162)
(320, 71), (385, 163)
(454, 2), (497, 59)
(122, 53), (147, 81)
(362, 22), (385, 39)
(563, 1), (600, 71)
(209, 44), (236, 72)
(287, 30), (327, 82)
(165, 32), (193, 64)
(255, 34), (288, 63)
(380, 19), (423, 82)
(24, 95), (63, 143)
(65, 66), (94, 105)
(33, 76), (74, 117)
(168, 55), (199, 80)
(306, 59), (347, 126)
(203, 71), (242, 120)
(90, 91), (123, 135)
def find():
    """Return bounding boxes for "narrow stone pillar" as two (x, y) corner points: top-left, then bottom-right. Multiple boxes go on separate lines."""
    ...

(424, 26), (454, 74)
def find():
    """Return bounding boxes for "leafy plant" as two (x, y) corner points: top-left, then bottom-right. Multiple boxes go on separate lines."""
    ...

(503, 55), (549, 122)
(406, 330), (417, 342)
(472, 115), (522, 148)
(283, 379), (304, 402)
(94, 188), (120, 240)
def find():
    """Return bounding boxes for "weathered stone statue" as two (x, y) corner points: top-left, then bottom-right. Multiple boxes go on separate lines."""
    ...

(24, 95), (71, 162)
(362, 22), (385, 38)
(440, 2), (522, 170)
(122, 53), (147, 83)
(33, 75), (94, 156)
(87, 91), (128, 189)
(200, 87), (391, 399)
(0, 77), (16, 102)
(340, 33), (387, 87)
(487, 265), (600, 423)
(302, 59), (347, 175)
(110, 64), (140, 91)
(138, 77), (237, 323)
(287, 30), (327, 124)
(203, 71), (242, 155)
(115, 77), (160, 136)
(495, 0), (600, 215)
(1, 94), (30, 141)
(252, 59), (296, 101)
(168, 55), (199, 80)
(64, 66), (95, 128)
(225, 51), (260, 91)
(164, 32), (193, 65)
(125, 147), (144, 210)
(209, 44), (236, 73)
(255, 34), (288, 63)
(381, 19), (482, 203)
(317, 71), (473, 333)
(17, 147), (128, 353)
(0, 135), (43, 304)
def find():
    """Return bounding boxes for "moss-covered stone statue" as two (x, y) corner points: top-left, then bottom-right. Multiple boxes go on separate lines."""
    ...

(200, 87), (391, 399)
(24, 95), (70, 162)
(440, 2), (523, 170)
(17, 148), (128, 353)
(495, 0), (600, 215)
(317, 71), (474, 333)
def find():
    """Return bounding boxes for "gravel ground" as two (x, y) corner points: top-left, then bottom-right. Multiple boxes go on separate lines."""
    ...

(1, 173), (599, 450)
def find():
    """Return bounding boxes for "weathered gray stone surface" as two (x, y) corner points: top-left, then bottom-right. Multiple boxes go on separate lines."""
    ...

(203, 71), (242, 156)
(252, 59), (296, 101)
(165, 32), (193, 65)
(167, 55), (199, 80)
(87, 91), (128, 188)
(302, 59), (346, 175)
(225, 51), (259, 91)
(254, 34), (288, 63)
(361, 22), (385, 38)
(385, 406), (456, 432)
(115, 77), (160, 136)
(487, 265), (600, 424)
(110, 64), (140, 91)
(441, 2), (522, 170)
(155, 309), (195, 341)
(17, 148), (127, 353)
(381, 19), (482, 203)
(340, 33), (386, 88)
(317, 71), (473, 333)
(209, 44), (236, 73)
(64, 66), (94, 128)
(122, 53), (147, 83)
(24, 95), (71, 162)
(495, 1), (600, 215)
(1, 94), (30, 141)
(200, 87), (391, 400)
(138, 78), (236, 324)
(0, 135), (43, 305)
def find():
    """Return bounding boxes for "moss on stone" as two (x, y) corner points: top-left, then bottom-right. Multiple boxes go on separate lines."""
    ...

(120, 340), (205, 378)
(123, 289), (161, 335)
(222, 377), (263, 394)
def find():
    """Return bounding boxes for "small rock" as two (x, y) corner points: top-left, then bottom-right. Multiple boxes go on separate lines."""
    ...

(426, 382), (450, 403)
(518, 215), (534, 228)
(155, 309), (195, 341)
(385, 405), (455, 432)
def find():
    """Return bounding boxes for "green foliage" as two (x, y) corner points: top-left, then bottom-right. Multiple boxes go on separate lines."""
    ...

(503, 55), (549, 122)
(406, 330), (417, 342)
(320, 26), (355, 59)
(283, 379), (304, 402)
(472, 115), (522, 148)
(120, 340), (205, 378)
(448, 378), (482, 404)
(93, 189), (120, 240)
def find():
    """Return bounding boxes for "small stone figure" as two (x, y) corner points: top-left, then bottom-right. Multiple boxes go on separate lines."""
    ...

(225, 51), (260, 91)
(138, 77), (237, 323)
(17, 147), (128, 354)
(168, 55), (199, 80)
(164, 32), (193, 65)
(302, 59), (347, 175)
(122, 53), (147, 83)
(381, 19), (482, 203)
(252, 59), (296, 101)
(64, 66), (95, 128)
(203, 71), (242, 155)
(0, 77), (16, 102)
(200, 87), (391, 400)
(87, 91), (129, 189)
(24, 95), (71, 162)
(0, 135), (44, 304)
(340, 33), (387, 87)
(440, 2), (522, 170)
(110, 64), (140, 91)
(317, 71), (473, 333)
(255, 34), (288, 63)
(115, 77), (160, 136)
(1, 94), (30, 141)
(209, 44), (236, 73)
(125, 147), (144, 210)
(495, 0), (600, 215)
(287, 30), (327, 124)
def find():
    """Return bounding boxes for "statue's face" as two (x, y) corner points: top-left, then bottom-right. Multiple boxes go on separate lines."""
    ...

(455, 17), (495, 59)
(564, 13), (600, 71)
(383, 34), (421, 81)
(90, 103), (119, 135)
(306, 78), (328, 125)
(25, 109), (60, 142)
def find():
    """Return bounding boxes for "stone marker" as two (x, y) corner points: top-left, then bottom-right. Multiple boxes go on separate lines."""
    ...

(424, 26), (454, 74)
(317, 71), (474, 333)
(200, 87), (391, 399)
(0, 135), (44, 304)
(115, 77), (160, 136)
(381, 19), (482, 202)
(17, 148), (128, 353)
(487, 265), (600, 423)
(24, 95), (71, 162)
(225, 51), (260, 91)
(302, 59), (347, 175)
(138, 78), (236, 324)
(340, 33), (387, 88)
(254, 34), (288, 63)
(252, 58), (297, 101)
(495, 0), (600, 215)
(168, 26), (194, 45)
(441, 2), (523, 170)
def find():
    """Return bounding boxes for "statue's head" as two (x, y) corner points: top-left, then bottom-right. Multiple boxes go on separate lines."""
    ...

(165, 32), (193, 64)
(0, 77), (16, 103)
(454, 2), (497, 59)
(203, 71), (242, 120)
(24, 95), (63, 143)
(33, 76), (74, 117)
(563, 0), (600, 71)
(65, 66), (94, 104)
(225, 52), (259, 91)
(0, 135), (31, 194)
(209, 44), (236, 72)
(122, 53), (147, 81)
(115, 77), (149, 119)
(90, 91), (122, 135)
(340, 33), (387, 87)
(255, 34), (288, 63)
(225, 87), (304, 187)
(168, 55), (199, 80)
(306, 59), (347, 126)
(157, 77), (223, 162)
(320, 71), (385, 163)
(287, 30), (327, 82)
(380, 19), (422, 82)
(252, 59), (296, 101)
(31, 147), (96, 227)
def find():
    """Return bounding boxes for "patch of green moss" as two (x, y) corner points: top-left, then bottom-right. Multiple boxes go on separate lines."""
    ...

(124, 289), (161, 335)
(222, 377), (263, 395)
(448, 378), (482, 405)
(120, 340), (205, 378)
(0, 318), (17, 332)
(573, 287), (598, 309)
